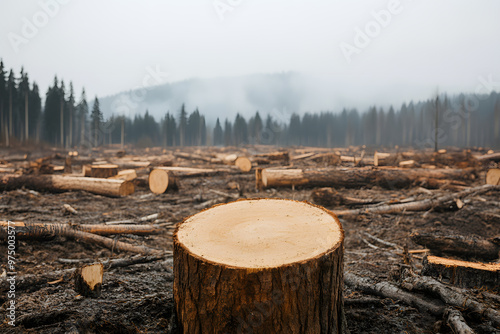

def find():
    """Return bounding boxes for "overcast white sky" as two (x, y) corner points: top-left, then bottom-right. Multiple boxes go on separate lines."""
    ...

(1, 0), (500, 108)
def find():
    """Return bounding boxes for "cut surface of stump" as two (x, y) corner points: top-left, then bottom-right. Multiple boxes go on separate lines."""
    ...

(74, 263), (104, 298)
(174, 198), (346, 333)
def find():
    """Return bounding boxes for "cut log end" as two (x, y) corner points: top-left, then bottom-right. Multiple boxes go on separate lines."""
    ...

(486, 169), (500, 186)
(234, 156), (252, 172)
(118, 181), (135, 196)
(74, 263), (104, 298)
(149, 169), (169, 194)
(174, 198), (346, 333)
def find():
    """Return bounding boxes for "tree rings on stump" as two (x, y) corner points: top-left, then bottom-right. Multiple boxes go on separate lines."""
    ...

(174, 198), (346, 333)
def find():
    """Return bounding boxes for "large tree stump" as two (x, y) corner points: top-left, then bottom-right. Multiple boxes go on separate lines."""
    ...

(173, 198), (346, 333)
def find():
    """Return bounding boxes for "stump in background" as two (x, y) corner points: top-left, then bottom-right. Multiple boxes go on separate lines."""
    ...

(174, 198), (346, 333)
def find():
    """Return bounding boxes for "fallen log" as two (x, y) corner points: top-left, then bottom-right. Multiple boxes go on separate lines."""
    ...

(444, 308), (476, 334)
(373, 152), (393, 166)
(174, 198), (347, 333)
(403, 275), (500, 327)
(0, 221), (159, 254)
(422, 255), (500, 290)
(0, 174), (134, 197)
(334, 184), (499, 216)
(74, 263), (104, 298)
(410, 232), (500, 260)
(311, 187), (381, 207)
(486, 169), (500, 185)
(257, 167), (476, 190)
(253, 151), (289, 161)
(344, 272), (443, 315)
(148, 169), (179, 194)
(234, 156), (252, 172)
(476, 152), (500, 162)
(0, 221), (161, 238)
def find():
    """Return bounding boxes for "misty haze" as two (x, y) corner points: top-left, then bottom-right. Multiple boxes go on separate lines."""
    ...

(1, 1), (500, 334)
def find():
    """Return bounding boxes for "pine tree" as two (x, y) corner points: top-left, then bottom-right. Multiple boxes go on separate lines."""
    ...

(29, 82), (41, 142)
(43, 76), (59, 144)
(18, 68), (30, 142)
(224, 119), (232, 146)
(67, 82), (75, 147)
(77, 88), (88, 147)
(0, 60), (6, 142)
(213, 118), (223, 146)
(178, 103), (187, 146)
(91, 96), (102, 146)
(7, 69), (17, 145)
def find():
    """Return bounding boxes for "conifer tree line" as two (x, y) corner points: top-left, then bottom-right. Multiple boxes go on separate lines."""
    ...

(1, 60), (499, 149)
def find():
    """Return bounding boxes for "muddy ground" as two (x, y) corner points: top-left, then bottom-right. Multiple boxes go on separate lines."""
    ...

(0, 146), (499, 333)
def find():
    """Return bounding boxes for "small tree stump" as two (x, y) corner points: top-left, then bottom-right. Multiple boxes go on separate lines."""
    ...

(174, 198), (346, 333)
(90, 164), (119, 178)
(74, 263), (104, 298)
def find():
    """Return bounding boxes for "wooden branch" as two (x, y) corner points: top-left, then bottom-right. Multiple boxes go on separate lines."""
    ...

(344, 272), (443, 315)
(334, 184), (499, 216)
(403, 275), (500, 327)
(0, 221), (162, 237)
(0, 221), (160, 254)
(0, 174), (134, 197)
(476, 152), (500, 162)
(444, 308), (476, 334)
(410, 232), (500, 260)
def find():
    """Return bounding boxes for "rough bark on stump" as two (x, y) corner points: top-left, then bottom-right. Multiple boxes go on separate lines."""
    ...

(89, 164), (119, 178)
(173, 198), (347, 333)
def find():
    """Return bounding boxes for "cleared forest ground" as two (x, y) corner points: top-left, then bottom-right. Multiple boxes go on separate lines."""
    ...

(0, 145), (499, 333)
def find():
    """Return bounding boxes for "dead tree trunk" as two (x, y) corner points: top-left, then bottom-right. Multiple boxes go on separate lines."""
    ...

(257, 167), (476, 189)
(0, 174), (134, 197)
(173, 198), (347, 333)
